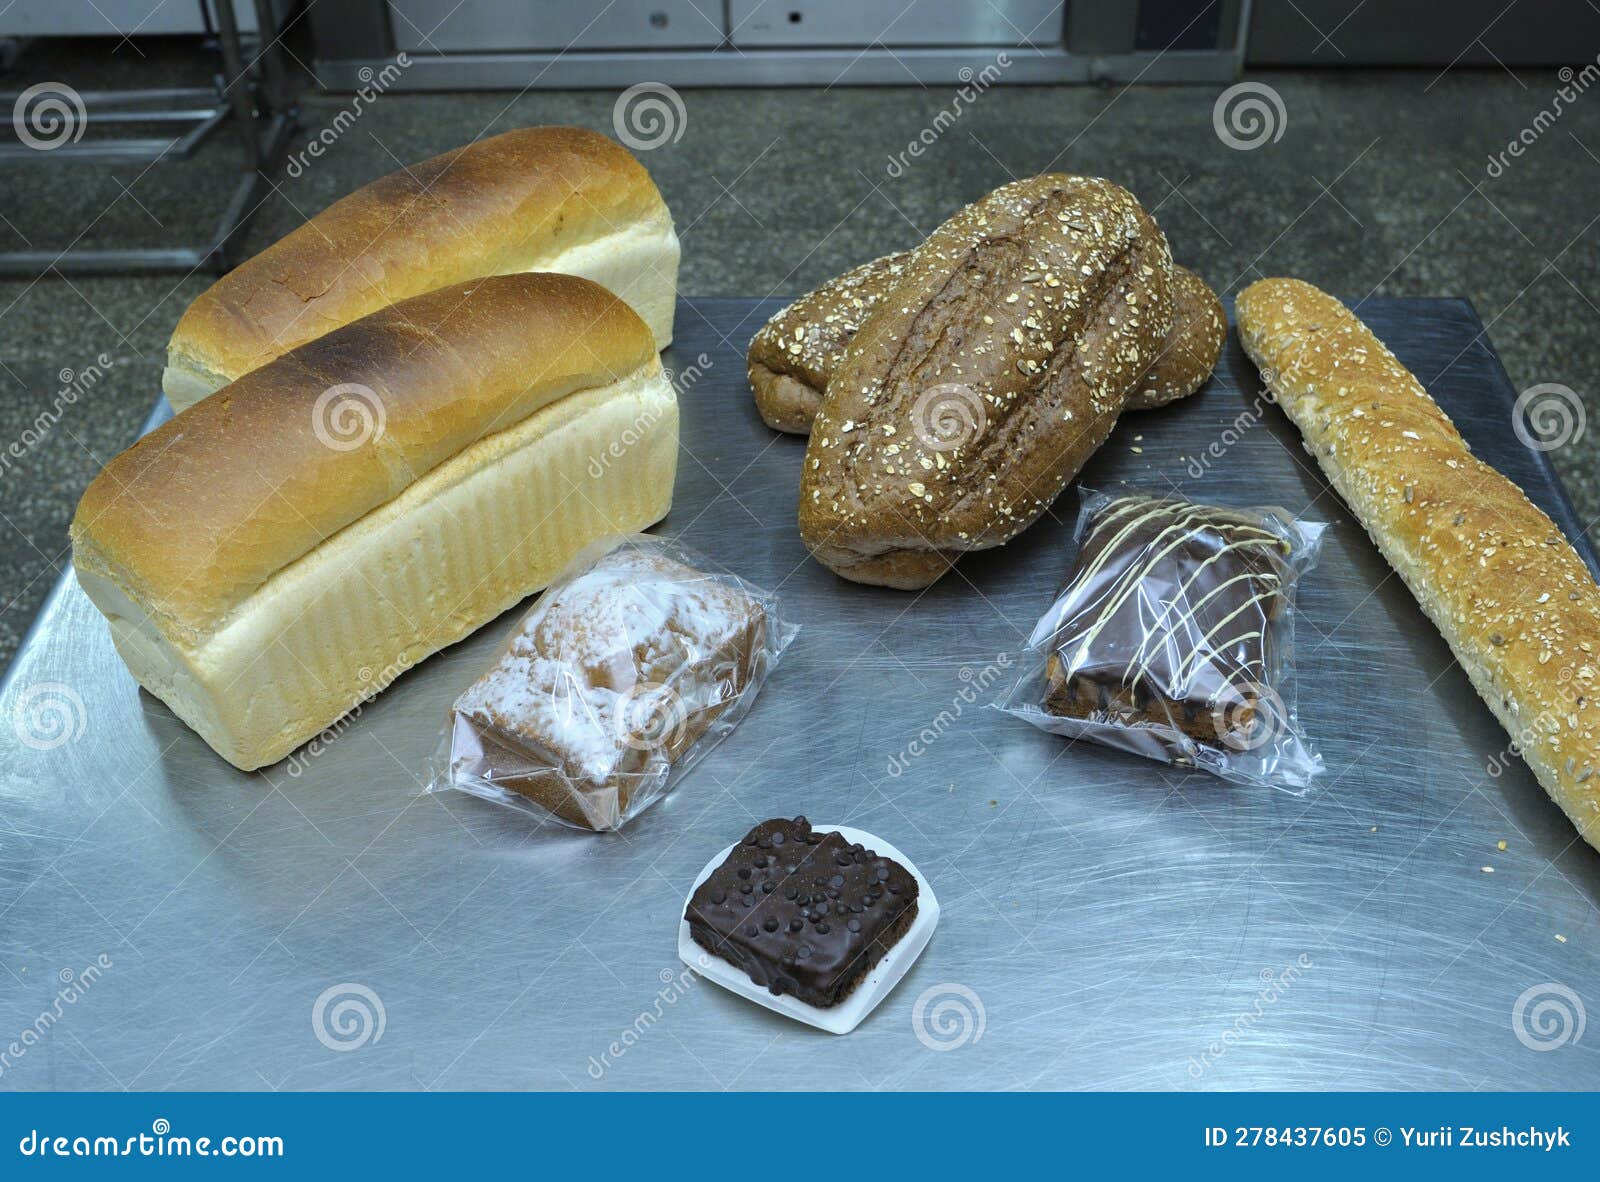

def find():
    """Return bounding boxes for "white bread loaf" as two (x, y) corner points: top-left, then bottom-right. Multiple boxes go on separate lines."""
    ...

(1236, 277), (1600, 853)
(74, 273), (679, 771)
(162, 126), (679, 411)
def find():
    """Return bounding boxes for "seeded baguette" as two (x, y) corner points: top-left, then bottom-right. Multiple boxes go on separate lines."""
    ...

(749, 254), (1221, 434)
(1236, 277), (1600, 853)
(800, 174), (1174, 589)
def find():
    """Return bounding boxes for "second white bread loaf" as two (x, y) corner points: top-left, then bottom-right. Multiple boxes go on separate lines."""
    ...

(74, 272), (679, 771)
(1237, 276), (1600, 853)
(163, 126), (679, 410)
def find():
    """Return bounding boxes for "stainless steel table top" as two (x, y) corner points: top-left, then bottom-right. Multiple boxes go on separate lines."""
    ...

(1, 297), (1596, 1092)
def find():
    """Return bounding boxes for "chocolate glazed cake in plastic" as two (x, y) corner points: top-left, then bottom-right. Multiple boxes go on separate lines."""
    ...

(997, 489), (1326, 792)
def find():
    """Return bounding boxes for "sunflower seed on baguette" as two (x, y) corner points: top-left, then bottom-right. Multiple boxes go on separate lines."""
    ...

(1236, 276), (1600, 853)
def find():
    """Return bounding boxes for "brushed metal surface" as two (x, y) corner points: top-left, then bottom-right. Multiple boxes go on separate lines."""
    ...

(1, 297), (1597, 1092)
(726, 0), (1060, 47)
(388, 0), (727, 53)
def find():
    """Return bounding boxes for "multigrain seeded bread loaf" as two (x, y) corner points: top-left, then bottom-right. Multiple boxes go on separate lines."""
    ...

(798, 174), (1175, 589)
(1236, 276), (1600, 854)
(748, 252), (908, 434)
(1123, 267), (1226, 412)
(748, 253), (1222, 434)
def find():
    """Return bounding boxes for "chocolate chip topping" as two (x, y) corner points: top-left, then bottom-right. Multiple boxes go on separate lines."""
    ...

(684, 816), (921, 1007)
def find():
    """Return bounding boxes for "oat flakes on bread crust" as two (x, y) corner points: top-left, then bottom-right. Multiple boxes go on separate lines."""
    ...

(1122, 266), (1226, 412)
(748, 252), (907, 433)
(1236, 276), (1600, 853)
(799, 174), (1174, 589)
(749, 255), (1221, 434)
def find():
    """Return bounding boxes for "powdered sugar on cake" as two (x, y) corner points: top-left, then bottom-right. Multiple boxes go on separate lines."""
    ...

(454, 549), (764, 787)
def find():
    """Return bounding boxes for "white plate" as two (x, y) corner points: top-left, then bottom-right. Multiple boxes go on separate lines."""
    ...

(678, 823), (940, 1035)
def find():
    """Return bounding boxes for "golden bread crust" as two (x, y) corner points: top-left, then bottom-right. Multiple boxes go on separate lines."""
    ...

(77, 272), (655, 639)
(168, 126), (667, 384)
(1237, 276), (1600, 853)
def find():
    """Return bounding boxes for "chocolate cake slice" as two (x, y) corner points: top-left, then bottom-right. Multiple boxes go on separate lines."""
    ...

(685, 817), (919, 1008)
(1040, 495), (1293, 749)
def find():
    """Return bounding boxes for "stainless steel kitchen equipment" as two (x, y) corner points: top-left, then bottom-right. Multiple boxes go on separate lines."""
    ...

(311, 1), (1250, 90)
(0, 0), (290, 37)
(0, 297), (1595, 1090)
(0, 0), (295, 275)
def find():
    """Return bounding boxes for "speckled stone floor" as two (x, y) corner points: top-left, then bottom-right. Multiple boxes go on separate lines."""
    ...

(4, 52), (1600, 671)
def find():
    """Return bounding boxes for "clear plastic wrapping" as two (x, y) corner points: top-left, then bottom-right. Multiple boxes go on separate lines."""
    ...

(429, 534), (797, 831)
(996, 488), (1325, 792)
